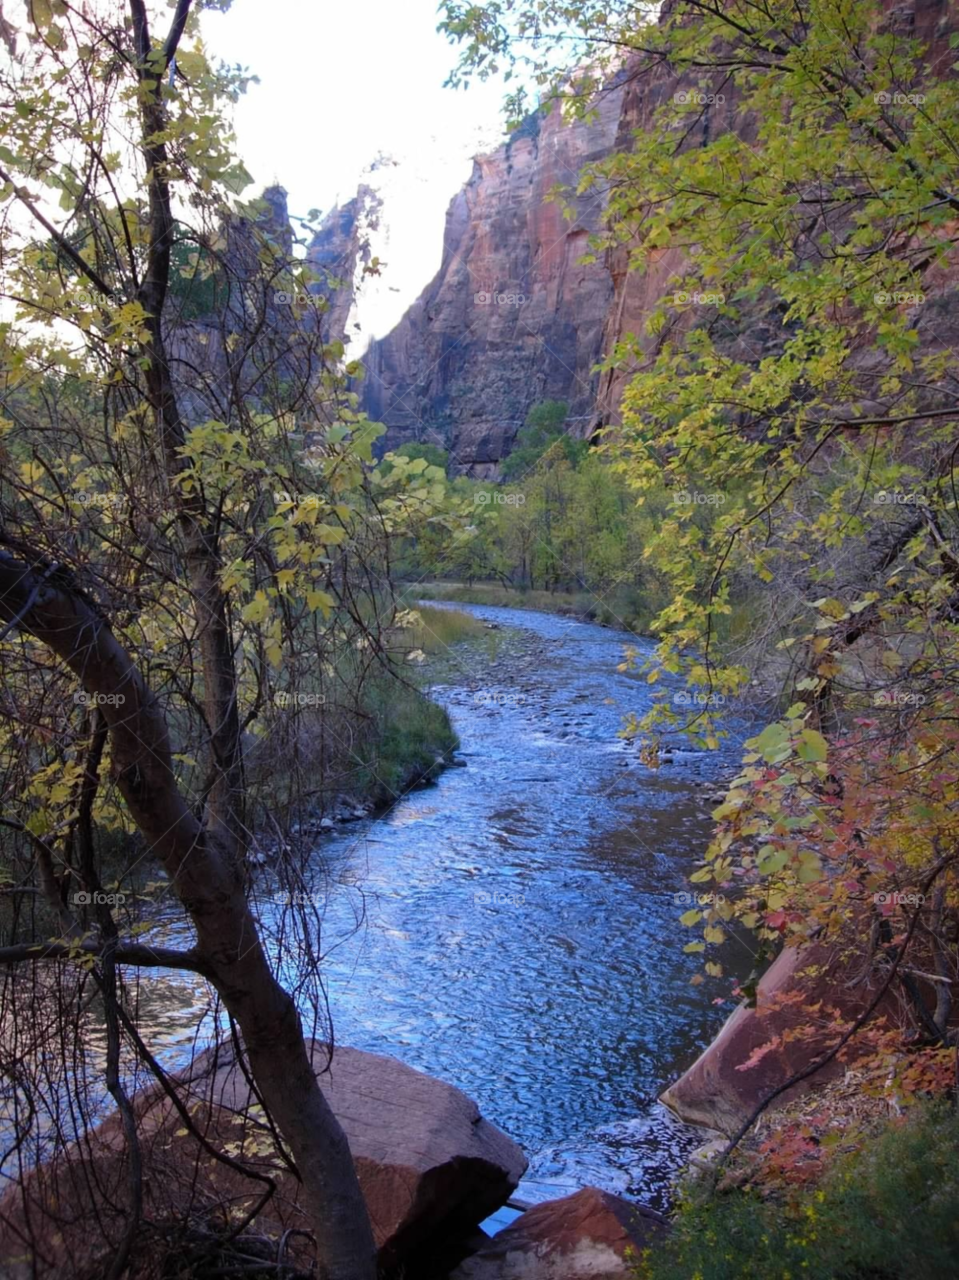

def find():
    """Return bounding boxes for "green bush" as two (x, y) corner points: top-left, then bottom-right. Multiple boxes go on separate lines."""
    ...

(639, 1105), (959, 1280)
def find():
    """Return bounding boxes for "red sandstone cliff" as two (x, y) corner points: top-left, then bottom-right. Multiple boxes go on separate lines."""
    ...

(596, 0), (959, 419)
(357, 86), (627, 475)
(348, 0), (957, 475)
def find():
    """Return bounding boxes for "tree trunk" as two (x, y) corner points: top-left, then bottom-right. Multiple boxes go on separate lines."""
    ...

(0, 549), (377, 1280)
(0, 2), (377, 1270)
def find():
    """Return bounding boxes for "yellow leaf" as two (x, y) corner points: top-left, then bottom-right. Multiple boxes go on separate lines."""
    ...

(241, 592), (270, 624)
(306, 588), (335, 615)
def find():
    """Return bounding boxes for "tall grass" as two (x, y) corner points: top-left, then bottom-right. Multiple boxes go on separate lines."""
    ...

(392, 603), (486, 653)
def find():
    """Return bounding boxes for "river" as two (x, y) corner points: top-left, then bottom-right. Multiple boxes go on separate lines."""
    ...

(58, 603), (756, 1218)
(324, 601), (753, 1215)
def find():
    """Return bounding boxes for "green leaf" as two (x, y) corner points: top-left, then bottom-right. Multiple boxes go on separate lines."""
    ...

(758, 846), (788, 875)
(31, 0), (53, 30)
(752, 722), (791, 763)
(796, 729), (827, 762)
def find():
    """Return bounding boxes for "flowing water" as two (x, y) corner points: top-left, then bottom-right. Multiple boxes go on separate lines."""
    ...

(310, 601), (755, 1214)
(11, 603), (757, 1217)
(253, 602), (752, 1213)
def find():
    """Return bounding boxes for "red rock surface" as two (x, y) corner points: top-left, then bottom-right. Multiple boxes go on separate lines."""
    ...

(353, 1), (959, 473)
(451, 1186), (667, 1279)
(659, 941), (903, 1135)
(0, 1040), (526, 1278)
(359, 89), (627, 475)
(597, 0), (959, 419)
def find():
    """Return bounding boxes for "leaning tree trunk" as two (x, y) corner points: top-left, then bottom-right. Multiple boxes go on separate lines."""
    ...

(0, 0), (378, 1270)
(0, 549), (377, 1280)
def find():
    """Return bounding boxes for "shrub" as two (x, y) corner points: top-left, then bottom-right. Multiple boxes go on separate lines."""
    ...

(638, 1105), (959, 1280)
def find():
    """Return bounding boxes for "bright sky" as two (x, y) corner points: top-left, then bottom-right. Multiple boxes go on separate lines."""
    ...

(200, 0), (511, 339)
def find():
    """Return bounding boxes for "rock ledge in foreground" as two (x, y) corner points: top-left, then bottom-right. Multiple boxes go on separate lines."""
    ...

(451, 1185), (667, 1279)
(660, 940), (894, 1135)
(0, 1040), (527, 1277)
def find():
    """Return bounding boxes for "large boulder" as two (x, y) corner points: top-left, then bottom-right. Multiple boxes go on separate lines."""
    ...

(660, 940), (896, 1135)
(0, 1040), (526, 1278)
(451, 1186), (667, 1279)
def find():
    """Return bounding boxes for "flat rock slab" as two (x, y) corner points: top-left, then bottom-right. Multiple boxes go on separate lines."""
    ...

(451, 1186), (667, 1279)
(0, 1040), (527, 1277)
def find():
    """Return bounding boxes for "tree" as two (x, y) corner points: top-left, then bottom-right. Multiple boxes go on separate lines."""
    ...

(0, 2), (444, 1273)
(501, 399), (586, 479)
(395, 441), (450, 472)
(443, 0), (959, 1120)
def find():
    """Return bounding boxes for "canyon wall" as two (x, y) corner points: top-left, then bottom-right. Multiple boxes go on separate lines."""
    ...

(356, 85), (628, 476)
(596, 0), (959, 416)
(330, 0), (957, 475)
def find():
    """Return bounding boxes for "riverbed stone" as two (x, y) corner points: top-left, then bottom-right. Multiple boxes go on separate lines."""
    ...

(450, 1187), (667, 1279)
(0, 1040), (527, 1277)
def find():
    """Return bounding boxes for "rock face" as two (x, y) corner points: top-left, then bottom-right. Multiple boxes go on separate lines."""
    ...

(595, 0), (959, 418)
(0, 1040), (527, 1278)
(451, 1187), (667, 1279)
(170, 185), (343, 431)
(307, 182), (385, 347)
(359, 87), (628, 475)
(352, 0), (958, 474)
(659, 941), (900, 1136)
